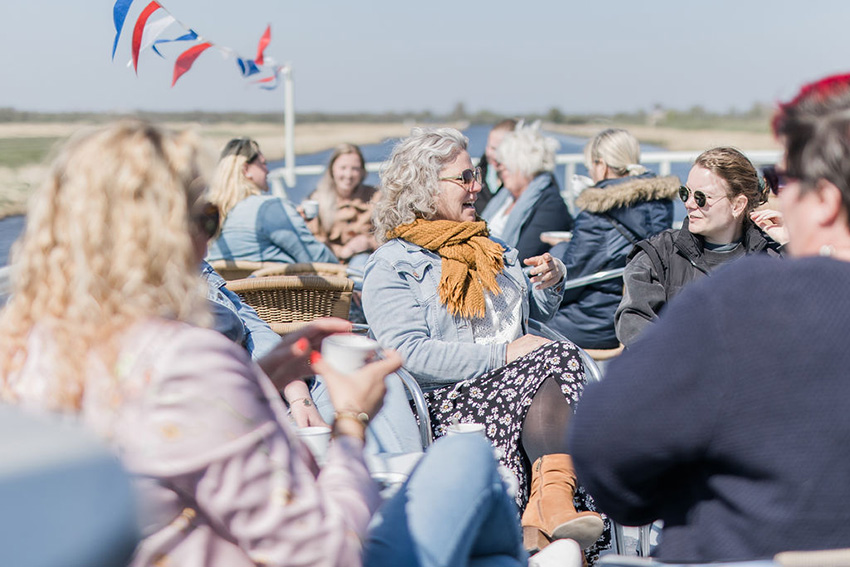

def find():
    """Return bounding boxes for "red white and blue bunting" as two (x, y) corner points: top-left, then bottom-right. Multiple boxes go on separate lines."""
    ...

(111, 0), (283, 88)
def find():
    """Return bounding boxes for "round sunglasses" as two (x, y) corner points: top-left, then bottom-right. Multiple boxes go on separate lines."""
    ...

(439, 167), (482, 189)
(678, 185), (728, 208)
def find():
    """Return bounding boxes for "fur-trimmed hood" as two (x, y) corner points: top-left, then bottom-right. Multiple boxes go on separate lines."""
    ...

(575, 174), (680, 213)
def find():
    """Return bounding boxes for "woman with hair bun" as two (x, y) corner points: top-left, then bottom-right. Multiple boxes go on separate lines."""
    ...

(615, 146), (784, 347)
(549, 128), (680, 351)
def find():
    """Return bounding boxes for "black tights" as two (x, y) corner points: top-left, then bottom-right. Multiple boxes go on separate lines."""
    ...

(520, 376), (573, 464)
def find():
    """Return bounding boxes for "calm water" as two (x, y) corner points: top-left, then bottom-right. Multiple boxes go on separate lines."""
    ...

(0, 125), (688, 266)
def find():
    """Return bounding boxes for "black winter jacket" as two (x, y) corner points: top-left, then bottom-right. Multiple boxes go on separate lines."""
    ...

(615, 218), (783, 346)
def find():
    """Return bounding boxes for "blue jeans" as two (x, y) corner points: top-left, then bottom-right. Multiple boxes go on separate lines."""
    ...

(364, 435), (527, 567)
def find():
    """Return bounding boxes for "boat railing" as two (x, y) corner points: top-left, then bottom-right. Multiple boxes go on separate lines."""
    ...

(267, 149), (783, 211)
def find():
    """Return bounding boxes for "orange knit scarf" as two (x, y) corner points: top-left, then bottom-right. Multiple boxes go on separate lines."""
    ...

(388, 219), (504, 319)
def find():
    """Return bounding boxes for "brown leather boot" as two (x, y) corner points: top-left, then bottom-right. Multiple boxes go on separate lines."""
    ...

(521, 454), (604, 553)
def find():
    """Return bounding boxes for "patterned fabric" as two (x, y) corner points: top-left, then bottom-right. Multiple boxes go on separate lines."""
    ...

(421, 340), (611, 562)
(306, 184), (380, 261)
(423, 341), (580, 504)
(470, 271), (523, 345)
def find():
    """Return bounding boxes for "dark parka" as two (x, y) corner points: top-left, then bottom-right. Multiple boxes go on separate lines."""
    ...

(549, 173), (680, 349)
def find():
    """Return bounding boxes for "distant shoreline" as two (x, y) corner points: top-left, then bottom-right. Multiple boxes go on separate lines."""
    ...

(0, 120), (780, 219)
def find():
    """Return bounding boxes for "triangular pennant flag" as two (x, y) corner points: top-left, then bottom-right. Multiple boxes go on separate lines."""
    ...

(172, 42), (212, 86)
(131, 1), (161, 73)
(151, 29), (198, 58)
(126, 14), (174, 67)
(254, 25), (271, 66)
(111, 0), (135, 59)
(237, 58), (261, 77)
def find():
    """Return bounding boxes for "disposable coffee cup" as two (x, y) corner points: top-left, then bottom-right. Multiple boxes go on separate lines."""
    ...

(446, 422), (486, 437)
(321, 334), (380, 374)
(297, 426), (332, 465)
(301, 200), (319, 220)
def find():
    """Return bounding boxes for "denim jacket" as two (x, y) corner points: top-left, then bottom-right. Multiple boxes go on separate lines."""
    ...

(362, 238), (564, 391)
(206, 194), (338, 264)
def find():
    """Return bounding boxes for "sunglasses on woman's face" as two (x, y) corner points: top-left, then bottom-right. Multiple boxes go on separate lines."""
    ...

(678, 185), (711, 207)
(439, 167), (482, 189)
(761, 165), (788, 195)
(679, 185), (731, 208)
(192, 202), (220, 240)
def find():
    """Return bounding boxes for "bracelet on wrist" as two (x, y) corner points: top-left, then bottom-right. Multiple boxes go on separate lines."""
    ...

(287, 397), (313, 408)
(333, 410), (370, 427)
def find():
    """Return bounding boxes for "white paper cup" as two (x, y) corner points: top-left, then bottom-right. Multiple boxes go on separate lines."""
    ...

(446, 422), (486, 437)
(301, 200), (320, 220)
(297, 426), (332, 465)
(321, 334), (380, 374)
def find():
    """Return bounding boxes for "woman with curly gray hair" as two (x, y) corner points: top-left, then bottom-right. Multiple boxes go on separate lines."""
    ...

(365, 127), (608, 556)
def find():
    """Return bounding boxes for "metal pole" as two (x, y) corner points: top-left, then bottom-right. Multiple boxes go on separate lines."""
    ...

(283, 64), (296, 189)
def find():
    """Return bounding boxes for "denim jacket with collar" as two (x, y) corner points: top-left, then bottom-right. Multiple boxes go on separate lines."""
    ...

(362, 237), (564, 391)
(206, 194), (338, 264)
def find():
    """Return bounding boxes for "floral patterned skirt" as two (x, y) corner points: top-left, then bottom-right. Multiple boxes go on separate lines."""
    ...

(421, 340), (611, 561)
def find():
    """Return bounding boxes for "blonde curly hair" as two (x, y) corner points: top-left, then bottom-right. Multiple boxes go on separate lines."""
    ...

(0, 121), (211, 410)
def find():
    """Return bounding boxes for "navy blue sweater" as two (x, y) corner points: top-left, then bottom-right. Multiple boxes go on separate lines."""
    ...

(570, 256), (850, 561)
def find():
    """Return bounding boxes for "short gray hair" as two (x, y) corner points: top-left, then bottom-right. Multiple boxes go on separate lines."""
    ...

(373, 127), (468, 242)
(496, 125), (559, 178)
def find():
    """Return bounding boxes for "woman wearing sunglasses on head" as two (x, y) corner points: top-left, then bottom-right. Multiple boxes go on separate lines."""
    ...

(481, 124), (574, 262)
(363, 127), (608, 559)
(615, 146), (784, 347)
(205, 137), (338, 265)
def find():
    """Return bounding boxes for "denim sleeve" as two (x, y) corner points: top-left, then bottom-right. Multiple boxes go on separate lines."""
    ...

(221, 285), (281, 359)
(261, 200), (339, 264)
(362, 254), (505, 387)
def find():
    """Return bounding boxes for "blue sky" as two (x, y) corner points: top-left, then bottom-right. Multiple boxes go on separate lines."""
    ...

(3, 0), (849, 115)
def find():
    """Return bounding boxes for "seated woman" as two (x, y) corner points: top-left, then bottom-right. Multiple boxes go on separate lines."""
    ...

(570, 72), (850, 562)
(481, 124), (574, 261)
(363, 127), (606, 555)
(205, 137), (337, 264)
(0, 121), (531, 567)
(305, 143), (380, 266)
(548, 128), (679, 352)
(615, 146), (784, 347)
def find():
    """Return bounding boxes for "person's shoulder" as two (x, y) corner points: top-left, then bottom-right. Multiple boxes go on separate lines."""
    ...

(142, 320), (247, 358)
